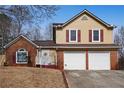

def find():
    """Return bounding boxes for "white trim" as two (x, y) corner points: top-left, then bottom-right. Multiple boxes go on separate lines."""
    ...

(69, 29), (78, 42)
(16, 48), (28, 64)
(64, 51), (86, 70)
(36, 49), (40, 65)
(92, 29), (101, 42)
(88, 51), (110, 70)
(88, 51), (110, 54)
(4, 35), (39, 49)
(62, 9), (113, 28)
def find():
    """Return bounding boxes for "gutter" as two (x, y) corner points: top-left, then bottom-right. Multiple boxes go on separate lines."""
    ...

(38, 46), (120, 49)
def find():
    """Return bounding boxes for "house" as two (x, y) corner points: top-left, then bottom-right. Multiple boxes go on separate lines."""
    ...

(4, 9), (120, 70)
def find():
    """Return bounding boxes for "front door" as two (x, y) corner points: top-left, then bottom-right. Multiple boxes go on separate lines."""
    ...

(40, 50), (50, 65)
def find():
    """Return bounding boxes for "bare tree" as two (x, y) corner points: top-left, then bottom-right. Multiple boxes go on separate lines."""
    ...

(0, 13), (11, 54)
(0, 5), (59, 37)
(44, 23), (53, 40)
(26, 27), (43, 40)
(114, 26), (124, 69)
(114, 27), (124, 56)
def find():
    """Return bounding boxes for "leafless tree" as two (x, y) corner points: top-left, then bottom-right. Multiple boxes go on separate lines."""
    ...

(114, 27), (124, 56)
(44, 23), (53, 40)
(0, 13), (11, 54)
(0, 5), (59, 54)
(0, 5), (59, 37)
(26, 27), (43, 40)
(114, 26), (124, 69)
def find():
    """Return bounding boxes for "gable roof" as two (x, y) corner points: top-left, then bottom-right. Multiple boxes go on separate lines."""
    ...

(33, 40), (55, 46)
(4, 35), (39, 49)
(4, 35), (120, 49)
(39, 44), (120, 49)
(53, 9), (116, 29)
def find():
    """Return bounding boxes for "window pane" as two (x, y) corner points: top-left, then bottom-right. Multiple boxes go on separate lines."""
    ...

(17, 52), (27, 62)
(93, 30), (99, 41)
(71, 30), (76, 41)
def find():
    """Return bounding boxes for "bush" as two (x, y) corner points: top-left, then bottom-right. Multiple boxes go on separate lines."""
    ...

(118, 57), (124, 70)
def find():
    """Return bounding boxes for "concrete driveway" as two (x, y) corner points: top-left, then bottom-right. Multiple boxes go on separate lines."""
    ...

(64, 70), (124, 88)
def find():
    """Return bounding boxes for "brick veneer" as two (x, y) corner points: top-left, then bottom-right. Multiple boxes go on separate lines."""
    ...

(110, 51), (118, 70)
(57, 50), (64, 70)
(57, 50), (118, 70)
(5, 37), (37, 67)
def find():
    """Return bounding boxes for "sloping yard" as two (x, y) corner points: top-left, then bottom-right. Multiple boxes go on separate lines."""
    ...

(0, 67), (66, 88)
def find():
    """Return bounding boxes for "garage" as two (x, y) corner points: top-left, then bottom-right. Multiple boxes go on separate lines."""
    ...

(64, 51), (86, 70)
(88, 51), (110, 70)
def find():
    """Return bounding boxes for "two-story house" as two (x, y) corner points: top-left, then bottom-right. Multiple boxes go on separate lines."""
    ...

(4, 9), (119, 70)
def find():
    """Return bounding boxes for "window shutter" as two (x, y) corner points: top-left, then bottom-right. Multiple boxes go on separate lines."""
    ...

(100, 29), (103, 42)
(66, 30), (69, 42)
(13, 54), (16, 64)
(78, 30), (81, 42)
(89, 30), (92, 42)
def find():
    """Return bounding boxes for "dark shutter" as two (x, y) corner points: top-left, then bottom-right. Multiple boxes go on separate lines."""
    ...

(66, 30), (69, 42)
(13, 54), (16, 64)
(78, 30), (81, 42)
(89, 30), (92, 42)
(100, 29), (103, 42)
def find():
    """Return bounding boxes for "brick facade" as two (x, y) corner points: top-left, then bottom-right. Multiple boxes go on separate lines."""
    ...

(57, 50), (64, 70)
(4, 36), (118, 70)
(57, 50), (118, 70)
(110, 51), (118, 70)
(5, 37), (37, 67)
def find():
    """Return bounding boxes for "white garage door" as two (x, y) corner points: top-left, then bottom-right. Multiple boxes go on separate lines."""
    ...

(89, 52), (110, 70)
(64, 51), (86, 70)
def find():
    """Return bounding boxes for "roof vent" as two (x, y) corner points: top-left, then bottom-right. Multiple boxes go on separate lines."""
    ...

(81, 16), (88, 21)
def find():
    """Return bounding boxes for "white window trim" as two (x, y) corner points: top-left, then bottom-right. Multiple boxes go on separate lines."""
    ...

(16, 49), (28, 64)
(69, 29), (78, 42)
(92, 29), (101, 42)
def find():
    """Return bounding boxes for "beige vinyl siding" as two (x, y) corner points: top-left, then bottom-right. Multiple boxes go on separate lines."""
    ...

(56, 14), (113, 44)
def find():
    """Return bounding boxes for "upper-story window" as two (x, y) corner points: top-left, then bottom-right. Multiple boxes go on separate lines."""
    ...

(92, 29), (100, 42)
(69, 29), (78, 42)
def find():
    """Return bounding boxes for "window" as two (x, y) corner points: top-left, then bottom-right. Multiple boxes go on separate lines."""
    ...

(92, 29), (100, 42)
(69, 30), (77, 42)
(16, 48), (28, 64)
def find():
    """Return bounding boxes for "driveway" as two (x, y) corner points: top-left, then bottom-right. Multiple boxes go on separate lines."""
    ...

(64, 70), (124, 88)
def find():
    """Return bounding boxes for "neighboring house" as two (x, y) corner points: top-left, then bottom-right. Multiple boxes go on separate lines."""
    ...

(4, 9), (120, 70)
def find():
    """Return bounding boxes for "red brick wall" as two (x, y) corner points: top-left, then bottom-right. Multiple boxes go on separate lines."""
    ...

(5, 37), (37, 67)
(110, 51), (118, 70)
(57, 50), (118, 70)
(57, 51), (64, 70)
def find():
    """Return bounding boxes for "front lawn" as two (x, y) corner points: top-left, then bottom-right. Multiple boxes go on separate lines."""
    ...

(0, 67), (66, 88)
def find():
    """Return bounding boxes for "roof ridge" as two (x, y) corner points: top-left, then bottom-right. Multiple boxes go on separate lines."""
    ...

(53, 9), (115, 29)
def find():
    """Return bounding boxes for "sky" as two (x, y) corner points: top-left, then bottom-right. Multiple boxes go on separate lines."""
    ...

(44, 5), (124, 30)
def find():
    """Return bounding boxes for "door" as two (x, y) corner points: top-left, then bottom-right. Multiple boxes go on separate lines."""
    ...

(64, 51), (86, 70)
(41, 50), (51, 65)
(39, 50), (51, 65)
(88, 51), (110, 70)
